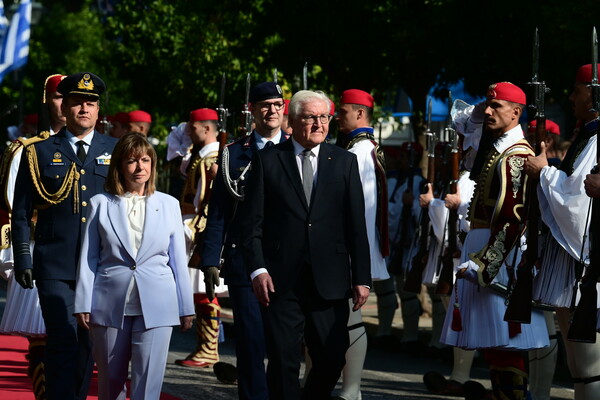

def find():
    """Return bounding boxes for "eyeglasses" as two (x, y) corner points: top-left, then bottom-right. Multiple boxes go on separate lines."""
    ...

(301, 114), (332, 125)
(257, 101), (285, 111)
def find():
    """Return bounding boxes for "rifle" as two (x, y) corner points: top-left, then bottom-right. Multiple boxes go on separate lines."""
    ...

(437, 95), (460, 295)
(239, 73), (253, 137)
(404, 100), (436, 293)
(216, 73), (229, 149)
(568, 27), (600, 343)
(505, 28), (548, 324)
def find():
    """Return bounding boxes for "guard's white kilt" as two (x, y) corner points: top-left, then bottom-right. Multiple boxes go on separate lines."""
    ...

(533, 234), (600, 309)
(183, 216), (228, 296)
(0, 243), (46, 336)
(440, 228), (549, 350)
(0, 275), (46, 336)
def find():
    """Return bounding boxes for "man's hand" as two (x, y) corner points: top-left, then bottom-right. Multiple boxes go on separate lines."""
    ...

(524, 141), (548, 179)
(419, 183), (433, 208)
(444, 185), (461, 210)
(204, 266), (220, 301)
(15, 269), (33, 289)
(352, 285), (370, 311)
(584, 171), (600, 198)
(180, 315), (194, 331)
(75, 313), (90, 330)
(470, 101), (487, 124)
(252, 273), (275, 307)
(456, 261), (479, 284)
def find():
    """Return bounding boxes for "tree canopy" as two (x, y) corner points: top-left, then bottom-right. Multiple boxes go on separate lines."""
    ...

(2, 0), (600, 142)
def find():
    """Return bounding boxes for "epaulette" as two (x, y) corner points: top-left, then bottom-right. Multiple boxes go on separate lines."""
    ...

(16, 130), (51, 147)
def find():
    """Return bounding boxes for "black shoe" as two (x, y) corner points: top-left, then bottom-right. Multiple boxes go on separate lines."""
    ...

(213, 362), (237, 384)
(423, 371), (464, 396)
(463, 380), (491, 400)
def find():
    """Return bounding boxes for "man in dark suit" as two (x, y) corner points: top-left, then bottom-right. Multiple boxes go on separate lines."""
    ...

(11, 72), (118, 400)
(242, 90), (371, 400)
(201, 82), (288, 399)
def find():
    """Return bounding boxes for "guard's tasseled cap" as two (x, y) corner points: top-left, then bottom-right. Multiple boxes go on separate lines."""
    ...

(249, 82), (283, 103)
(190, 108), (218, 122)
(575, 64), (600, 84)
(486, 82), (526, 105)
(57, 72), (106, 99)
(43, 74), (66, 103)
(129, 110), (152, 123)
(340, 89), (374, 108)
(529, 119), (560, 135)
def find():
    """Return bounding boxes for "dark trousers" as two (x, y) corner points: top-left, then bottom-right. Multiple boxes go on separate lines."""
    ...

(229, 284), (269, 400)
(261, 266), (350, 400)
(37, 279), (94, 400)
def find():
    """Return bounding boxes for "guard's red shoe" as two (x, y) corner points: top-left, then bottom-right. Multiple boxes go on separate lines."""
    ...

(175, 359), (214, 368)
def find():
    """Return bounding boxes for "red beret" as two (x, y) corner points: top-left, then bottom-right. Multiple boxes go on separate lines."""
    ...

(486, 82), (526, 105)
(340, 89), (374, 108)
(329, 99), (335, 116)
(283, 99), (290, 116)
(190, 108), (218, 122)
(528, 119), (560, 135)
(113, 112), (130, 124)
(575, 64), (600, 83)
(23, 114), (38, 126)
(129, 110), (152, 123)
(400, 141), (424, 157)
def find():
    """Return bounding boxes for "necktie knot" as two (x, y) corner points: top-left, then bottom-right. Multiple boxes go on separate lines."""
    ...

(76, 140), (87, 163)
(264, 141), (274, 149)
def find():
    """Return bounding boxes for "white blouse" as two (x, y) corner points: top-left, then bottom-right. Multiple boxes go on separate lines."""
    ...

(122, 193), (146, 316)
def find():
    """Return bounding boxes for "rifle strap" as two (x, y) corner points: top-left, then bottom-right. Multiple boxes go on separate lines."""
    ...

(573, 375), (600, 384)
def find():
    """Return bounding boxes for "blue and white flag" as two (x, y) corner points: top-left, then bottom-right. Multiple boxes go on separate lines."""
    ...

(0, 0), (32, 84)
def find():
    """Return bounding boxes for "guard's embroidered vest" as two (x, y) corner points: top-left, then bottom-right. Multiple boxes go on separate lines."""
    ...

(467, 138), (532, 286)
(181, 148), (219, 234)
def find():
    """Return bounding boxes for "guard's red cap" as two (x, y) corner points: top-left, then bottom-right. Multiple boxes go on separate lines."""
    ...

(113, 112), (130, 124)
(190, 108), (218, 122)
(329, 99), (335, 116)
(23, 114), (38, 126)
(340, 89), (374, 108)
(528, 119), (560, 135)
(575, 64), (600, 83)
(45, 75), (66, 95)
(129, 110), (152, 123)
(283, 99), (290, 116)
(486, 82), (526, 105)
(400, 141), (424, 157)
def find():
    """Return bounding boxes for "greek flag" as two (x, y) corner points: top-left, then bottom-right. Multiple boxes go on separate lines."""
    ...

(0, 0), (31, 84)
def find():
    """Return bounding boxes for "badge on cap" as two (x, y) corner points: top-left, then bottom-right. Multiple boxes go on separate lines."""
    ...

(77, 74), (95, 91)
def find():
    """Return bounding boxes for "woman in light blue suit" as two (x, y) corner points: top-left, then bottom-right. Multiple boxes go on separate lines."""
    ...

(74, 133), (194, 400)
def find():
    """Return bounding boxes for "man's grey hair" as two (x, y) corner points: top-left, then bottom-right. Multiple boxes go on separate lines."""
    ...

(289, 90), (330, 119)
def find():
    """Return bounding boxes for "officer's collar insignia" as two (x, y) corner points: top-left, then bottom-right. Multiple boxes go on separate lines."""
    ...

(77, 73), (94, 91)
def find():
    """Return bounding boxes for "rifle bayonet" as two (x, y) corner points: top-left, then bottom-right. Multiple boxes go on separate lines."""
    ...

(303, 62), (308, 90)
(216, 73), (228, 147)
(273, 68), (278, 84)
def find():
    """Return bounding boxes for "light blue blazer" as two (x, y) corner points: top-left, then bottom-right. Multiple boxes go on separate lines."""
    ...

(75, 191), (194, 329)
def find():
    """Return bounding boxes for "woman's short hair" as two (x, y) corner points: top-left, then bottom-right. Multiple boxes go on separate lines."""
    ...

(105, 133), (157, 196)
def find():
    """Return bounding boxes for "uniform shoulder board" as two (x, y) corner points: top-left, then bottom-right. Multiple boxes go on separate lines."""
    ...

(16, 130), (51, 147)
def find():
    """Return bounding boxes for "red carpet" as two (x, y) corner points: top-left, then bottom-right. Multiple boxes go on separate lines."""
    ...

(0, 334), (181, 399)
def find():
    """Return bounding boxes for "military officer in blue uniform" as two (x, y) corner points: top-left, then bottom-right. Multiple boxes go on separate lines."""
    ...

(202, 82), (288, 400)
(11, 72), (118, 400)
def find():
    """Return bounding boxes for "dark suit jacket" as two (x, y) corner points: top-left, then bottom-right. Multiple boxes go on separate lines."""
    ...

(12, 129), (118, 280)
(242, 139), (371, 300)
(202, 132), (287, 286)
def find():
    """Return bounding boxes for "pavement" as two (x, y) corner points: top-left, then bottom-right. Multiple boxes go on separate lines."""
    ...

(0, 280), (575, 399)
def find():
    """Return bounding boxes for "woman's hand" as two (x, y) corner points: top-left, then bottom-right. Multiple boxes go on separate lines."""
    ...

(74, 313), (90, 330)
(180, 315), (194, 331)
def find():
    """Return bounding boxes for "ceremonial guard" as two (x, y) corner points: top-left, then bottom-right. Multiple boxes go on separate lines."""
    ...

(380, 142), (425, 350)
(201, 82), (288, 399)
(11, 72), (118, 400)
(175, 108), (227, 368)
(525, 64), (600, 399)
(0, 74), (66, 400)
(440, 82), (548, 399)
(327, 88), (388, 400)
